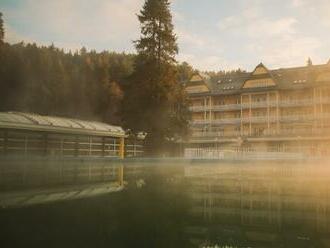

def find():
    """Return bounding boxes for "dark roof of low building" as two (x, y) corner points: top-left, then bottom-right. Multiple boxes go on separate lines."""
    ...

(186, 62), (330, 96)
(0, 112), (125, 137)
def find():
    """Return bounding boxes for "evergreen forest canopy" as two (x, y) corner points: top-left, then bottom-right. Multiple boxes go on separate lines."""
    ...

(0, 4), (244, 153)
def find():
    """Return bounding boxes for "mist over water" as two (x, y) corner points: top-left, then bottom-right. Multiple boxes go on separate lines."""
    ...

(1, 160), (330, 248)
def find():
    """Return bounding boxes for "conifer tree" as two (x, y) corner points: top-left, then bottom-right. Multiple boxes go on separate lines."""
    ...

(0, 12), (4, 44)
(123, 0), (188, 154)
(307, 57), (313, 66)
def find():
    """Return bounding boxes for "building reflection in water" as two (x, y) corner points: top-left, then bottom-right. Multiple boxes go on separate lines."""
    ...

(184, 162), (330, 247)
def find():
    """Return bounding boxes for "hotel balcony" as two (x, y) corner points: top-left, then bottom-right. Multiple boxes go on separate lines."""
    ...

(191, 113), (330, 127)
(188, 105), (206, 112)
(279, 99), (314, 107)
(241, 101), (278, 109)
(188, 98), (330, 113)
(242, 116), (278, 123)
(191, 118), (241, 126)
(189, 104), (241, 112)
(212, 104), (242, 111)
(192, 131), (240, 138)
(280, 114), (314, 123)
(189, 128), (330, 142)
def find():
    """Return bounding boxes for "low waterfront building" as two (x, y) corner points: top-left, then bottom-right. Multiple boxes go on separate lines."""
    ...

(0, 111), (126, 158)
(184, 61), (330, 158)
(0, 112), (143, 189)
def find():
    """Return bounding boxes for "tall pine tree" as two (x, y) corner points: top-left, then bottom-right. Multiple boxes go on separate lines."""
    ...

(123, 0), (188, 154)
(0, 12), (4, 44)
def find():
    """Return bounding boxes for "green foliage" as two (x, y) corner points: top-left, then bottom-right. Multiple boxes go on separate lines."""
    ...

(135, 0), (178, 63)
(122, 0), (189, 154)
(0, 40), (193, 132)
(0, 42), (133, 125)
(0, 12), (4, 44)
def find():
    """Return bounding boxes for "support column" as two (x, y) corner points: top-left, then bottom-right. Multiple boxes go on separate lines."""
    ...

(267, 92), (270, 130)
(320, 88), (324, 128)
(313, 88), (317, 131)
(101, 137), (105, 157)
(113, 138), (116, 156)
(276, 92), (280, 134)
(249, 94), (252, 136)
(240, 95), (243, 136)
(119, 137), (125, 159)
(133, 140), (136, 157)
(89, 137), (92, 156)
(204, 97), (207, 122)
(209, 96), (212, 124)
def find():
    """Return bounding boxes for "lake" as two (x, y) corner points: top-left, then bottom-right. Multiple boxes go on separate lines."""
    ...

(1, 160), (330, 248)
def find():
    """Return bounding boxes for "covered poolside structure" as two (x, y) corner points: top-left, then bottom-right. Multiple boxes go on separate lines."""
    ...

(0, 112), (143, 190)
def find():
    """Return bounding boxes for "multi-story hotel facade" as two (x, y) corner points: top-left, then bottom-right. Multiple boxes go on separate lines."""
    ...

(184, 61), (330, 158)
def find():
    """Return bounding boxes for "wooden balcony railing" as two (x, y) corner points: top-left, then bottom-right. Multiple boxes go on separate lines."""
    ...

(191, 118), (241, 125)
(188, 98), (330, 113)
(280, 114), (314, 122)
(279, 99), (314, 107)
(190, 128), (330, 140)
(191, 113), (330, 127)
(241, 116), (277, 123)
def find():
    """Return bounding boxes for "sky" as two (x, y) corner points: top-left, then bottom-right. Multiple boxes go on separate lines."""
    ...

(1, 0), (330, 71)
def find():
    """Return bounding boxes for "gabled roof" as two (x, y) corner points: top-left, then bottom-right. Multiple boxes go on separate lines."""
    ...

(187, 73), (210, 85)
(0, 112), (125, 137)
(186, 62), (330, 96)
(251, 63), (269, 76)
(185, 73), (211, 94)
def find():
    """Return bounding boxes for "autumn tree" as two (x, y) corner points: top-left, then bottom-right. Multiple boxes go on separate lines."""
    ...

(122, 0), (188, 154)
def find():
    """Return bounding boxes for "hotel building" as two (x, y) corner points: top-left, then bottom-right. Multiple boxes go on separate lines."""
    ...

(184, 61), (330, 158)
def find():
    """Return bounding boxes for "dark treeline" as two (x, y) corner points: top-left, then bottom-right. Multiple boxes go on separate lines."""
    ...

(0, 41), (134, 125)
(0, 42), (194, 125)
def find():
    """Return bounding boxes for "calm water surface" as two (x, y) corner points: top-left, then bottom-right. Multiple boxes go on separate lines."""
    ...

(1, 160), (330, 248)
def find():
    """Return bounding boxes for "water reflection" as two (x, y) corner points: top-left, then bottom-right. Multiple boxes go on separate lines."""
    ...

(184, 162), (330, 247)
(1, 161), (330, 248)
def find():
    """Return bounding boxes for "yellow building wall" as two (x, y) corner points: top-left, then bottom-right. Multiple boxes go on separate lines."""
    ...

(253, 66), (268, 75)
(186, 85), (209, 94)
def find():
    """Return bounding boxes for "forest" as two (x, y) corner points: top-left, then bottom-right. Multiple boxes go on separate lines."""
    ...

(0, 18), (195, 128)
(0, 45), (198, 123)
